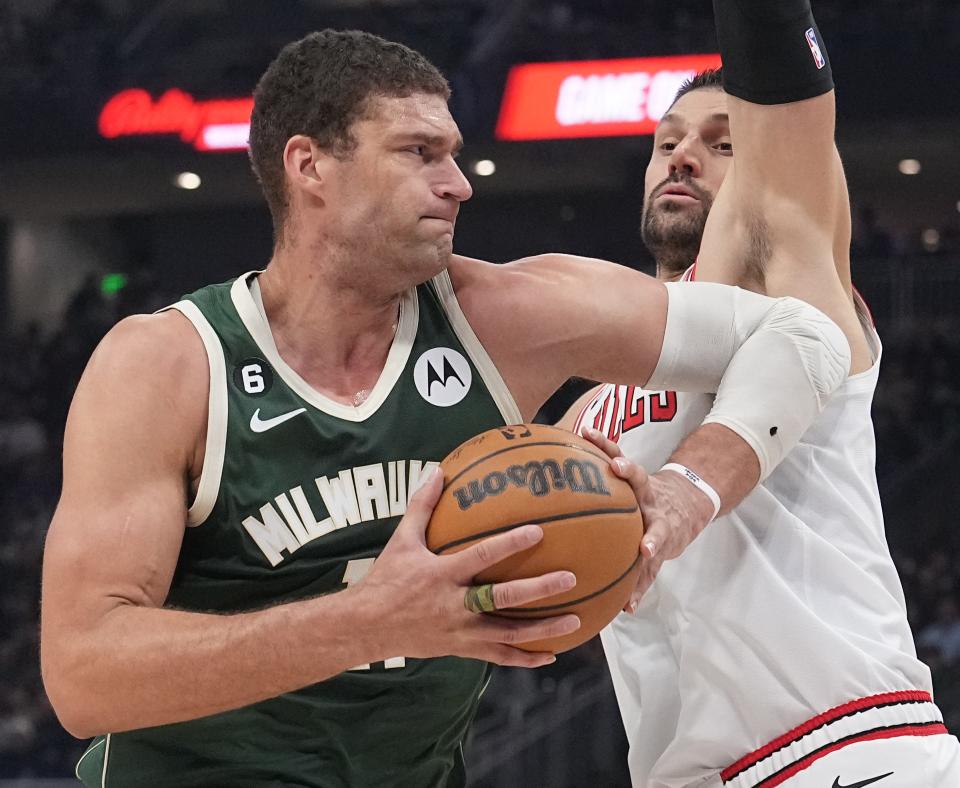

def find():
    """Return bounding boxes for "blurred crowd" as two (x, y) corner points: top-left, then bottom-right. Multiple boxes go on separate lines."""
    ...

(1, 248), (959, 778)
(2, 0), (959, 149)
(0, 270), (177, 778)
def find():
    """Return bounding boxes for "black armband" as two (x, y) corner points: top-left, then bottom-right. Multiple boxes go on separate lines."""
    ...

(712, 0), (834, 105)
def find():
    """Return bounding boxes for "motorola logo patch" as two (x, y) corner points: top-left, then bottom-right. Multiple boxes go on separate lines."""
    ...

(414, 348), (472, 407)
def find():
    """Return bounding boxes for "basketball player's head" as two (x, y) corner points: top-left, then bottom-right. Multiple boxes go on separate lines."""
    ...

(249, 30), (471, 283)
(641, 69), (731, 279)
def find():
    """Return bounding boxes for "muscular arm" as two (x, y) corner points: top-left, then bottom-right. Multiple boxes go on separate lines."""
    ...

(40, 313), (384, 736)
(698, 0), (873, 372)
(41, 311), (577, 737)
(455, 253), (848, 508)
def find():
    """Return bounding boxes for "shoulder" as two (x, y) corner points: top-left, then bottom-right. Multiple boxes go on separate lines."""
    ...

(88, 310), (207, 385)
(73, 311), (209, 450)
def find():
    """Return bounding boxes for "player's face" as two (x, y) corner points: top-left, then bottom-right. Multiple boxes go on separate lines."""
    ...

(324, 93), (473, 285)
(641, 88), (732, 271)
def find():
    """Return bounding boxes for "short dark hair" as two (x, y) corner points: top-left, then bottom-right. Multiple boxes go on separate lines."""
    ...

(670, 68), (724, 108)
(248, 29), (450, 243)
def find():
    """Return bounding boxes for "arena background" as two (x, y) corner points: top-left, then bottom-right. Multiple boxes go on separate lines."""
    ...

(1, 1), (958, 785)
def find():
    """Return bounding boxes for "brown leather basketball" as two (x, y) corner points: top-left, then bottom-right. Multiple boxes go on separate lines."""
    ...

(426, 423), (643, 653)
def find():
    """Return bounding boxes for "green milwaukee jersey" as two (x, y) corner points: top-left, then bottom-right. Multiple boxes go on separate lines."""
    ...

(76, 270), (522, 788)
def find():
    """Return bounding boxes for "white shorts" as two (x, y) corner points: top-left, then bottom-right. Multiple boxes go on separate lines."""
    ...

(721, 691), (959, 787)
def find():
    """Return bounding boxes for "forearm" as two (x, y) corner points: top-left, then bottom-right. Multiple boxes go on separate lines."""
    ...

(647, 283), (850, 481)
(713, 0), (838, 211)
(665, 423), (759, 515)
(44, 586), (383, 738)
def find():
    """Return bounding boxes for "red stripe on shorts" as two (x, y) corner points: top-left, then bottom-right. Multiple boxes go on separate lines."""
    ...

(721, 691), (933, 782)
(754, 722), (948, 787)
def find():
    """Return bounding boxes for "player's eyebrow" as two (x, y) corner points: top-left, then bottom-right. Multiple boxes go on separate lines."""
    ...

(393, 131), (464, 154)
(658, 112), (730, 128)
(705, 112), (730, 125)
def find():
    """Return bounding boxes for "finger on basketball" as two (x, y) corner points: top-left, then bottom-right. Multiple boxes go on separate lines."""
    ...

(579, 427), (624, 460)
(480, 645), (557, 669)
(641, 520), (666, 558)
(611, 456), (649, 490)
(490, 570), (577, 610)
(396, 467), (443, 538)
(477, 612), (581, 646)
(449, 524), (544, 577)
(623, 557), (660, 612)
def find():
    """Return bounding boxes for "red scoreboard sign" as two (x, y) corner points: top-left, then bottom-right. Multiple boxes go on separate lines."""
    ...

(496, 54), (722, 141)
(98, 88), (253, 151)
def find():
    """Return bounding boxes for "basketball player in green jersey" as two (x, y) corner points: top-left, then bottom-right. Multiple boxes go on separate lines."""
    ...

(41, 30), (850, 787)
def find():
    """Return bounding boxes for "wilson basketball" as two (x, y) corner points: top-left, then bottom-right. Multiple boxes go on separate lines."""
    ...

(426, 423), (643, 653)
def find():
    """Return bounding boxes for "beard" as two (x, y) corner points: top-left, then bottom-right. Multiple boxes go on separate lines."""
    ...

(640, 174), (714, 278)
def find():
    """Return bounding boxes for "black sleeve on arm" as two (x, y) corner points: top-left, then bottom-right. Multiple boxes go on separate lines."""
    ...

(712, 0), (834, 105)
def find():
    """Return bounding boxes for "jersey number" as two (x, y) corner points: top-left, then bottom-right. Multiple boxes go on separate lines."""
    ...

(241, 364), (266, 394)
(342, 559), (405, 671)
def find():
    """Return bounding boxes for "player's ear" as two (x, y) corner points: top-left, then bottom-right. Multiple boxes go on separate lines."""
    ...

(282, 135), (329, 201)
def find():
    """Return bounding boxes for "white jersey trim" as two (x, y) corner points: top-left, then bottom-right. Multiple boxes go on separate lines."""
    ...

(101, 732), (112, 788)
(232, 272), (419, 423)
(166, 300), (228, 528)
(430, 269), (522, 425)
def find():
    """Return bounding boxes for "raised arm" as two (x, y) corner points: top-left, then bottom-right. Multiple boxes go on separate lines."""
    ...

(699, 0), (873, 372)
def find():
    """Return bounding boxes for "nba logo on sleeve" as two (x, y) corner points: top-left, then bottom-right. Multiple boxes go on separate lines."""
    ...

(414, 348), (472, 407)
(805, 27), (826, 70)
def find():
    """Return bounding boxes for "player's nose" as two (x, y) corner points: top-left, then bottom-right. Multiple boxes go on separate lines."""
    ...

(667, 138), (703, 179)
(437, 158), (473, 202)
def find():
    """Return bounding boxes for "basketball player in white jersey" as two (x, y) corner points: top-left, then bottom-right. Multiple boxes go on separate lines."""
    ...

(562, 2), (960, 786)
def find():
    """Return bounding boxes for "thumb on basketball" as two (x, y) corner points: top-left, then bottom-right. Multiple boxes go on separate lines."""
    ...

(396, 466), (444, 542)
(610, 457), (656, 557)
(611, 457), (651, 506)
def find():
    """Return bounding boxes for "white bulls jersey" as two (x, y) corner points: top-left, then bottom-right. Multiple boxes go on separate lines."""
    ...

(576, 296), (949, 787)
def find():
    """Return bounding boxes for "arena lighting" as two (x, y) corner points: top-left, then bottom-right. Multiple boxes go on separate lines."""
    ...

(921, 228), (941, 252)
(472, 159), (496, 176)
(98, 88), (253, 151)
(496, 54), (722, 141)
(100, 273), (128, 297)
(898, 158), (922, 175)
(175, 171), (202, 190)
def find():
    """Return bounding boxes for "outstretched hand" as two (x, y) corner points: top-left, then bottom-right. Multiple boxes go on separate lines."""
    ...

(579, 428), (715, 612)
(356, 467), (581, 667)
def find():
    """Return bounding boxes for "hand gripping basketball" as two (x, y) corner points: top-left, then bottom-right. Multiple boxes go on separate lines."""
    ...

(426, 424), (644, 653)
(579, 427), (716, 612)
(356, 467), (581, 668)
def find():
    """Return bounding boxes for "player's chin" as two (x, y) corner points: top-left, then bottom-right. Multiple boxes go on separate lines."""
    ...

(654, 199), (699, 217)
(653, 203), (706, 232)
(429, 235), (455, 267)
(407, 239), (453, 281)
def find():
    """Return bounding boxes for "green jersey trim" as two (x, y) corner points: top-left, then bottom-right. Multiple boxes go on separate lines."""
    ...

(232, 272), (420, 422)
(431, 269), (522, 425)
(163, 300), (229, 528)
(74, 736), (104, 782)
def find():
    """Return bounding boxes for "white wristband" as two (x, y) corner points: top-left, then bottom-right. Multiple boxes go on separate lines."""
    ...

(660, 463), (722, 521)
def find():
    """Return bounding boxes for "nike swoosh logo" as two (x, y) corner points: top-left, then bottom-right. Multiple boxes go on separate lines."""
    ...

(249, 407), (307, 433)
(832, 772), (894, 788)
